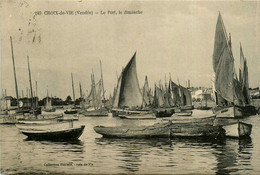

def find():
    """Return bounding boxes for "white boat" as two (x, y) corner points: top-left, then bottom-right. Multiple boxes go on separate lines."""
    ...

(223, 121), (252, 138)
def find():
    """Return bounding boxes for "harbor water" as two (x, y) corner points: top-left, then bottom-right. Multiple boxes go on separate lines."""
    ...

(1, 109), (260, 174)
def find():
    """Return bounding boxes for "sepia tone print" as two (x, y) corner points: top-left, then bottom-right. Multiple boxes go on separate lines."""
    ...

(1, 0), (260, 174)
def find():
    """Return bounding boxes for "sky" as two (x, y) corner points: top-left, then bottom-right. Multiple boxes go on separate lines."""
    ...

(1, 0), (260, 100)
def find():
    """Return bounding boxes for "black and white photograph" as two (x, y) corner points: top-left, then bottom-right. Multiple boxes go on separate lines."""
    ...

(1, 0), (260, 174)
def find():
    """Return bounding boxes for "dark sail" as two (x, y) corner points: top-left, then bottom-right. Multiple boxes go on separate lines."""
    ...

(113, 52), (143, 108)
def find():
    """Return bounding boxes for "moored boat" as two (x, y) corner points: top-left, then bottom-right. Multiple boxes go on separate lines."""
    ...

(20, 126), (85, 141)
(94, 121), (172, 138)
(212, 13), (256, 118)
(16, 120), (85, 141)
(222, 122), (252, 138)
(111, 52), (152, 117)
(170, 123), (225, 139)
(213, 118), (252, 138)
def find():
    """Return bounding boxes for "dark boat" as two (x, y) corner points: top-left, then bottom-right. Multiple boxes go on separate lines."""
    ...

(197, 106), (212, 110)
(64, 109), (78, 114)
(155, 108), (175, 118)
(20, 125), (85, 141)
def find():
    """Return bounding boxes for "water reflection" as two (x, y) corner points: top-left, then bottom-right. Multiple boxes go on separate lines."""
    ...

(95, 138), (172, 173)
(213, 138), (253, 175)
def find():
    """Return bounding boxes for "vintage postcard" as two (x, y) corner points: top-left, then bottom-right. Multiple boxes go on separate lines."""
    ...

(1, 0), (260, 174)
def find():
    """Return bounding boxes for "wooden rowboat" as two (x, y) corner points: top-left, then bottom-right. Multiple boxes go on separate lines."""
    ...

(20, 125), (85, 141)
(94, 121), (171, 138)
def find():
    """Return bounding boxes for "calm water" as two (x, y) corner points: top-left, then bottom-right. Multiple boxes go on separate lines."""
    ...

(1, 110), (260, 174)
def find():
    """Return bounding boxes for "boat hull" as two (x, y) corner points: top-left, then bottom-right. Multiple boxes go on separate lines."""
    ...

(170, 115), (216, 125)
(197, 106), (212, 110)
(120, 113), (156, 120)
(176, 111), (193, 116)
(111, 108), (152, 117)
(64, 110), (78, 114)
(171, 124), (224, 139)
(222, 122), (252, 138)
(80, 109), (108, 116)
(213, 105), (256, 118)
(94, 122), (171, 138)
(21, 125), (85, 141)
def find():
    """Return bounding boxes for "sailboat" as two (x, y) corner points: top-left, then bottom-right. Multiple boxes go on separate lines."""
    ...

(111, 52), (152, 117)
(44, 97), (56, 112)
(80, 61), (108, 116)
(152, 84), (175, 118)
(64, 73), (78, 114)
(168, 79), (193, 113)
(212, 13), (256, 118)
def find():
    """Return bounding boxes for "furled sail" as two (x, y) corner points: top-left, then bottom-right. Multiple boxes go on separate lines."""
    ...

(113, 52), (143, 108)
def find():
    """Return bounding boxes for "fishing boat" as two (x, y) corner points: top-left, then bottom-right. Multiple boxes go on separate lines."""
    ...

(212, 13), (256, 118)
(94, 121), (172, 138)
(111, 52), (153, 117)
(81, 61), (108, 117)
(213, 118), (252, 138)
(16, 121), (85, 141)
(153, 84), (175, 118)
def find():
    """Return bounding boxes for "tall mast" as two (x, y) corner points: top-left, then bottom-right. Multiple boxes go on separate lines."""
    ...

(71, 73), (75, 106)
(100, 60), (105, 100)
(35, 81), (38, 107)
(27, 56), (34, 111)
(79, 82), (83, 99)
(10, 36), (19, 109)
(91, 70), (96, 109)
